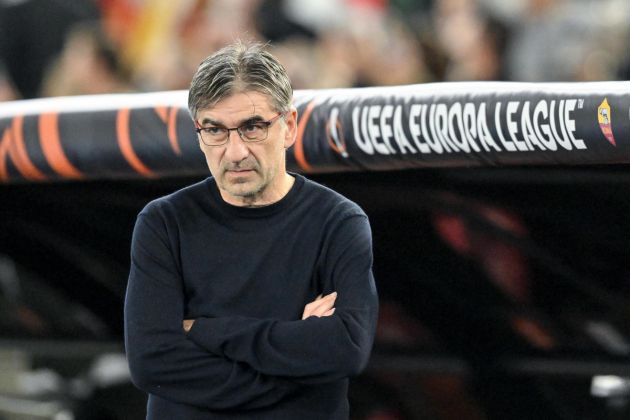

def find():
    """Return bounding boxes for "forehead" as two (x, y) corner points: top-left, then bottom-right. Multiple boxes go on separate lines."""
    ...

(196, 91), (274, 123)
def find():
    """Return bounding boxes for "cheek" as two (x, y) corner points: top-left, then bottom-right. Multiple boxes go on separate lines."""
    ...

(266, 141), (285, 163)
(259, 150), (279, 173)
(201, 147), (222, 170)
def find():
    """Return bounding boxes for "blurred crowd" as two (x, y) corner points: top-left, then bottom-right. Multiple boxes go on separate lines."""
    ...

(1, 0), (630, 102)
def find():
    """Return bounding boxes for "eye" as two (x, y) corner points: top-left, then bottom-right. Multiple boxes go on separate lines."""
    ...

(202, 126), (225, 136)
(241, 123), (264, 134)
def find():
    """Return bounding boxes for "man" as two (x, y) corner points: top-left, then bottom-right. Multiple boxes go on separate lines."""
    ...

(124, 41), (378, 419)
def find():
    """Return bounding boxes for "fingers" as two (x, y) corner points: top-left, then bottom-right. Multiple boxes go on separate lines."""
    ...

(309, 292), (336, 312)
(183, 319), (195, 332)
(302, 292), (337, 320)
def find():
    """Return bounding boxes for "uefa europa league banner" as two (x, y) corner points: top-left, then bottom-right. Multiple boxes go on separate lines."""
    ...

(1, 82), (629, 182)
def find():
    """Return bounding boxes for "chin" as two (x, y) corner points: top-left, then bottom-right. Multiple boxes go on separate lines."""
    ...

(225, 182), (264, 199)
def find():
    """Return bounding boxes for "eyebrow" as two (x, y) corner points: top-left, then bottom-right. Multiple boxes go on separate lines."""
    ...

(198, 115), (266, 127)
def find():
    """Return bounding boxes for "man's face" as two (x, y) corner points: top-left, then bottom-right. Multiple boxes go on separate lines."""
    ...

(195, 92), (297, 206)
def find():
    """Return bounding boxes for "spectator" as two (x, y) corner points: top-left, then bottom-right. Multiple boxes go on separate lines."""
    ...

(41, 23), (132, 97)
(0, 60), (18, 101)
(0, 0), (100, 98)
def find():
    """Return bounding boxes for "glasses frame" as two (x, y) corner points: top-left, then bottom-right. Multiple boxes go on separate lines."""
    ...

(195, 112), (286, 147)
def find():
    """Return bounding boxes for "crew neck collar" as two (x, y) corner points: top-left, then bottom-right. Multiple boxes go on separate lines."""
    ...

(206, 173), (305, 218)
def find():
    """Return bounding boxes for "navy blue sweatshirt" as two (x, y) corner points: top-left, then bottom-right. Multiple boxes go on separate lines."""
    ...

(124, 174), (378, 419)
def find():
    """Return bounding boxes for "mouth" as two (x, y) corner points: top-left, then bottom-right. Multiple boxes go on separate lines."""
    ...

(227, 168), (254, 173)
(225, 168), (255, 177)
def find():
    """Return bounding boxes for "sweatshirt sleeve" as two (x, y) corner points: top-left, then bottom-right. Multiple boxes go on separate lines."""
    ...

(186, 214), (379, 384)
(124, 205), (297, 410)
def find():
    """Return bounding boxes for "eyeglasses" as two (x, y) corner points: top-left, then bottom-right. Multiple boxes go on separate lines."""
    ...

(195, 112), (285, 146)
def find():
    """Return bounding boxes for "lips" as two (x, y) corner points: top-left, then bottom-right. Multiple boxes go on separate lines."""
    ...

(227, 169), (254, 173)
(225, 168), (255, 178)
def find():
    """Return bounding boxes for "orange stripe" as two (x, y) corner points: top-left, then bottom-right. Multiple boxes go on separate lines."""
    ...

(39, 113), (83, 179)
(11, 116), (47, 181)
(167, 107), (181, 155)
(154, 106), (168, 123)
(294, 100), (316, 172)
(0, 128), (11, 181)
(325, 119), (346, 156)
(117, 108), (154, 176)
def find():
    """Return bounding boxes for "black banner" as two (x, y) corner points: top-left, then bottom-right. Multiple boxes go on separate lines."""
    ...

(1, 82), (629, 182)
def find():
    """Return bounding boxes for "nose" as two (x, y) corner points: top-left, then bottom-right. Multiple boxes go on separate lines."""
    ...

(223, 129), (250, 162)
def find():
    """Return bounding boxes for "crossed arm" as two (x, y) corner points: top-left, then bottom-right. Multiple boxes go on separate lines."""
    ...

(125, 211), (301, 410)
(183, 292), (338, 332)
(125, 207), (377, 410)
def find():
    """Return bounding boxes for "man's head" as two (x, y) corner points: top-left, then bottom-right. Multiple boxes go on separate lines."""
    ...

(188, 41), (293, 119)
(188, 41), (297, 207)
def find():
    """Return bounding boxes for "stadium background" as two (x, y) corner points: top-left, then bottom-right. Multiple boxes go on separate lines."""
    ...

(1, 1), (630, 419)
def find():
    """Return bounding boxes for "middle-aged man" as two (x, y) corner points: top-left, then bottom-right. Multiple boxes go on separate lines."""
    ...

(124, 41), (379, 420)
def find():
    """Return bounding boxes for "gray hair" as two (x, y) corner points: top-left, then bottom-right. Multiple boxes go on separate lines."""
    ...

(188, 41), (293, 119)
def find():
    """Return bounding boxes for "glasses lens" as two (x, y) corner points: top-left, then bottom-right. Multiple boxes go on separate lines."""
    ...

(239, 123), (267, 142)
(199, 127), (228, 145)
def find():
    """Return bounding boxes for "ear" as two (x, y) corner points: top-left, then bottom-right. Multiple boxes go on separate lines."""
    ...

(283, 107), (298, 149)
(193, 121), (204, 151)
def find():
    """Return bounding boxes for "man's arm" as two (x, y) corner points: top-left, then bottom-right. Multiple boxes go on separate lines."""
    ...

(125, 207), (297, 410)
(186, 214), (379, 384)
(183, 292), (337, 332)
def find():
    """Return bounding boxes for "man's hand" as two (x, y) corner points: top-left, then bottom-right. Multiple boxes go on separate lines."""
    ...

(183, 319), (195, 332)
(183, 292), (337, 330)
(302, 292), (337, 320)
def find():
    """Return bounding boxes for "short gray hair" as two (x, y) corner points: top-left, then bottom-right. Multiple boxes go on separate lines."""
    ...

(188, 41), (293, 119)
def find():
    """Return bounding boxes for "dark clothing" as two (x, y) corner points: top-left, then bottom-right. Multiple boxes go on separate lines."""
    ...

(124, 174), (378, 419)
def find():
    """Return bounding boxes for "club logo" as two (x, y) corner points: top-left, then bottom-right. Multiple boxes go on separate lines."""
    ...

(598, 98), (616, 146)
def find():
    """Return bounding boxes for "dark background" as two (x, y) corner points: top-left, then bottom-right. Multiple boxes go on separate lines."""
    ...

(2, 166), (630, 419)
